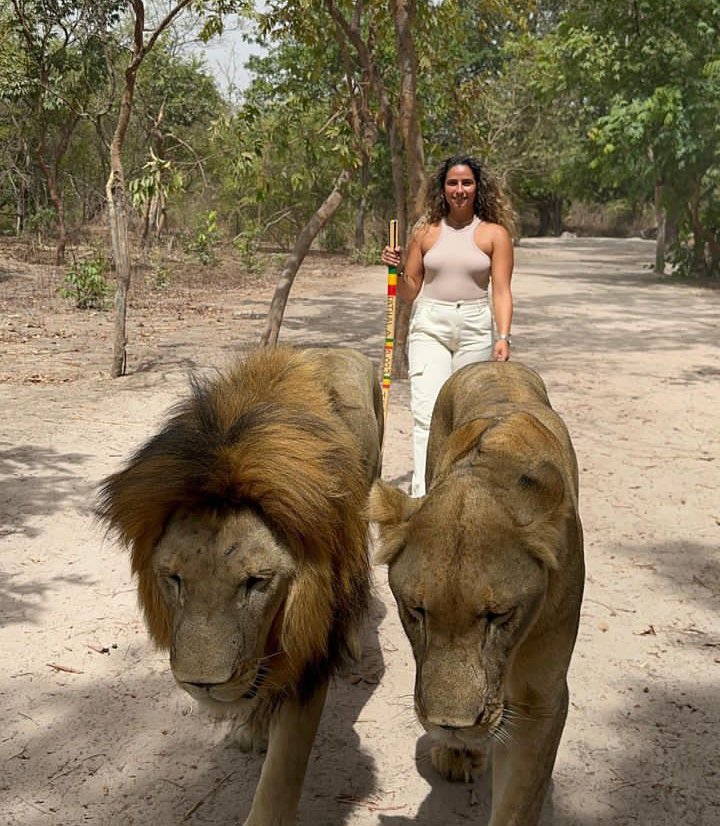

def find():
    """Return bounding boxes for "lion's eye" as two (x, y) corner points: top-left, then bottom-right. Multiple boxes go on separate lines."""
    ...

(406, 604), (425, 622)
(244, 575), (272, 594)
(484, 609), (515, 626)
(161, 573), (182, 600)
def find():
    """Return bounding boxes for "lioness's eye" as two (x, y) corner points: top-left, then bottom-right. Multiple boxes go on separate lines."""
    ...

(407, 604), (425, 622)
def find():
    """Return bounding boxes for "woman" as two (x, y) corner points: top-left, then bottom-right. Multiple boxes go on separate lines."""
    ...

(381, 154), (515, 496)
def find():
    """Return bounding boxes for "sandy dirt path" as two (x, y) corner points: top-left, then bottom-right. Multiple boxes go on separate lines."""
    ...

(1, 238), (718, 825)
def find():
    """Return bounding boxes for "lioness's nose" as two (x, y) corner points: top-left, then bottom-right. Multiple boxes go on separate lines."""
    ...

(427, 714), (478, 729)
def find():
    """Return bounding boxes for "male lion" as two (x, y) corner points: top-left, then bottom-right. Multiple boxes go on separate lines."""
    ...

(97, 346), (383, 826)
(370, 361), (584, 826)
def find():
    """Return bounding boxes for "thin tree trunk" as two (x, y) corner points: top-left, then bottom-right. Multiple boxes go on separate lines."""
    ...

(35, 70), (78, 265)
(654, 182), (666, 275)
(325, 0), (424, 377)
(392, 0), (425, 221)
(355, 153), (369, 249)
(106, 0), (193, 377)
(391, 0), (425, 379)
(107, 61), (140, 377)
(689, 185), (707, 276)
(261, 169), (352, 347)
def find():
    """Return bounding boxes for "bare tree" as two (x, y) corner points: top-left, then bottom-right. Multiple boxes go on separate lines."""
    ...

(106, 0), (193, 377)
(261, 169), (353, 347)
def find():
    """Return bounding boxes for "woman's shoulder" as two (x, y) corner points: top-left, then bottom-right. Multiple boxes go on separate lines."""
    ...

(476, 220), (512, 243)
(411, 219), (441, 248)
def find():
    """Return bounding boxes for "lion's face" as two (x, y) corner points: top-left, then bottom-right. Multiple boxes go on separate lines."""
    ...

(372, 475), (551, 750)
(152, 508), (296, 708)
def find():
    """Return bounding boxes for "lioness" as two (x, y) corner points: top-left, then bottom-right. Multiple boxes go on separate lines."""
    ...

(370, 361), (584, 826)
(97, 346), (383, 826)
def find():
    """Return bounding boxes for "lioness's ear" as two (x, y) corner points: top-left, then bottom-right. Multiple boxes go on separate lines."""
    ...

(510, 460), (565, 526)
(368, 480), (420, 565)
(432, 417), (497, 479)
(508, 460), (566, 569)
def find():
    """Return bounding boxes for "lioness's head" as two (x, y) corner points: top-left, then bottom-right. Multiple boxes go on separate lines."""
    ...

(370, 461), (565, 750)
(152, 507), (297, 708)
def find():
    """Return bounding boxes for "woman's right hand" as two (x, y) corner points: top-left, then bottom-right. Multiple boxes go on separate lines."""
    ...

(381, 245), (402, 268)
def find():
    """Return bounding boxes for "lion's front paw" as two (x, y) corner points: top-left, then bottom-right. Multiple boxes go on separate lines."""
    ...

(431, 745), (488, 783)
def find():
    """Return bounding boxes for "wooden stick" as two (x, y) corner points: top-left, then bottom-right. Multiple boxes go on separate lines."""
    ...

(382, 219), (399, 421)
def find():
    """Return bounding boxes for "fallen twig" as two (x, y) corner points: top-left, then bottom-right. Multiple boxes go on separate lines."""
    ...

(584, 598), (636, 616)
(336, 794), (405, 812)
(183, 771), (234, 820)
(46, 662), (84, 674)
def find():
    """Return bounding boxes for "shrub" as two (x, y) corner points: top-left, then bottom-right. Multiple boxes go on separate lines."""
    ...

(59, 255), (112, 309)
(187, 210), (219, 265)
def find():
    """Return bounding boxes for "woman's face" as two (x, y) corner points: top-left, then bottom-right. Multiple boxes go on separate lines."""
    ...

(443, 164), (477, 213)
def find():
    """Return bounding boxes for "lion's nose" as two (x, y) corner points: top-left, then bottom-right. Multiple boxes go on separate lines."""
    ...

(182, 680), (219, 690)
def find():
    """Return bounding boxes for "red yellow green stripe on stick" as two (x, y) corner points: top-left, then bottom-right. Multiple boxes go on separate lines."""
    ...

(382, 219), (399, 421)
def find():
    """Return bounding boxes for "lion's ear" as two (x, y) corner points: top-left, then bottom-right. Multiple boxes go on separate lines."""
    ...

(368, 480), (420, 565)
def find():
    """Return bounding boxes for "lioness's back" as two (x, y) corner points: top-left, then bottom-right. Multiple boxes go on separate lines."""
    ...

(429, 361), (578, 492)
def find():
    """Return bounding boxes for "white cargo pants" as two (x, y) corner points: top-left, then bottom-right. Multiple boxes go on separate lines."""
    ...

(408, 295), (493, 496)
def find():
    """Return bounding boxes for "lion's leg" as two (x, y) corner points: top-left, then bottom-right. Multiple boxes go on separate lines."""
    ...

(431, 745), (488, 783)
(489, 683), (568, 826)
(243, 680), (328, 826)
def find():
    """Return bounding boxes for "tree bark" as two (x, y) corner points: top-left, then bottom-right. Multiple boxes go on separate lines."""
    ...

(654, 182), (666, 275)
(392, 0), (425, 222)
(107, 56), (141, 377)
(355, 153), (369, 249)
(261, 169), (353, 347)
(390, 0), (425, 379)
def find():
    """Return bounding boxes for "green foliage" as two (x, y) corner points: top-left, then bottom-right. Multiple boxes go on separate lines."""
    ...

(59, 254), (112, 309)
(150, 254), (171, 290)
(187, 210), (220, 265)
(350, 239), (383, 267)
(26, 206), (57, 236)
(232, 221), (263, 273)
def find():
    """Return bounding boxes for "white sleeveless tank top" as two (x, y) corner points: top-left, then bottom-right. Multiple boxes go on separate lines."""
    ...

(421, 216), (491, 301)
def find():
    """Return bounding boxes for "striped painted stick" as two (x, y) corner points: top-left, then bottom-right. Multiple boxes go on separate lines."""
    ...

(382, 219), (399, 421)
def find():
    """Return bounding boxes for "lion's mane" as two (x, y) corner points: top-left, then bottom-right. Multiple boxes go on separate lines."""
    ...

(97, 347), (372, 695)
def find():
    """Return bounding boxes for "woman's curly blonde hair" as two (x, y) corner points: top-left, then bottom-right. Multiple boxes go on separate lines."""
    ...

(422, 154), (517, 236)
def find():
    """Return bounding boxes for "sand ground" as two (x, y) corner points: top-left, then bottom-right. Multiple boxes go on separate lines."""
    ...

(1, 237), (718, 825)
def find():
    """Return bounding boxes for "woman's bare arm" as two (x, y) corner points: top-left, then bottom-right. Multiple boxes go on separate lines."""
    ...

(489, 225), (514, 361)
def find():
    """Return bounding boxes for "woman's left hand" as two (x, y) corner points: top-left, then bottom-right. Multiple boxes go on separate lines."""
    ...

(493, 340), (510, 362)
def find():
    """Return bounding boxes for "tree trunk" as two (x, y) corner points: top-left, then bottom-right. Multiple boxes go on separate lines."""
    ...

(261, 169), (352, 347)
(688, 185), (708, 276)
(392, 0), (425, 222)
(654, 182), (666, 275)
(391, 0), (425, 380)
(35, 97), (70, 264)
(324, 0), (424, 377)
(107, 56), (141, 377)
(355, 152), (369, 249)
(105, 0), (193, 376)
